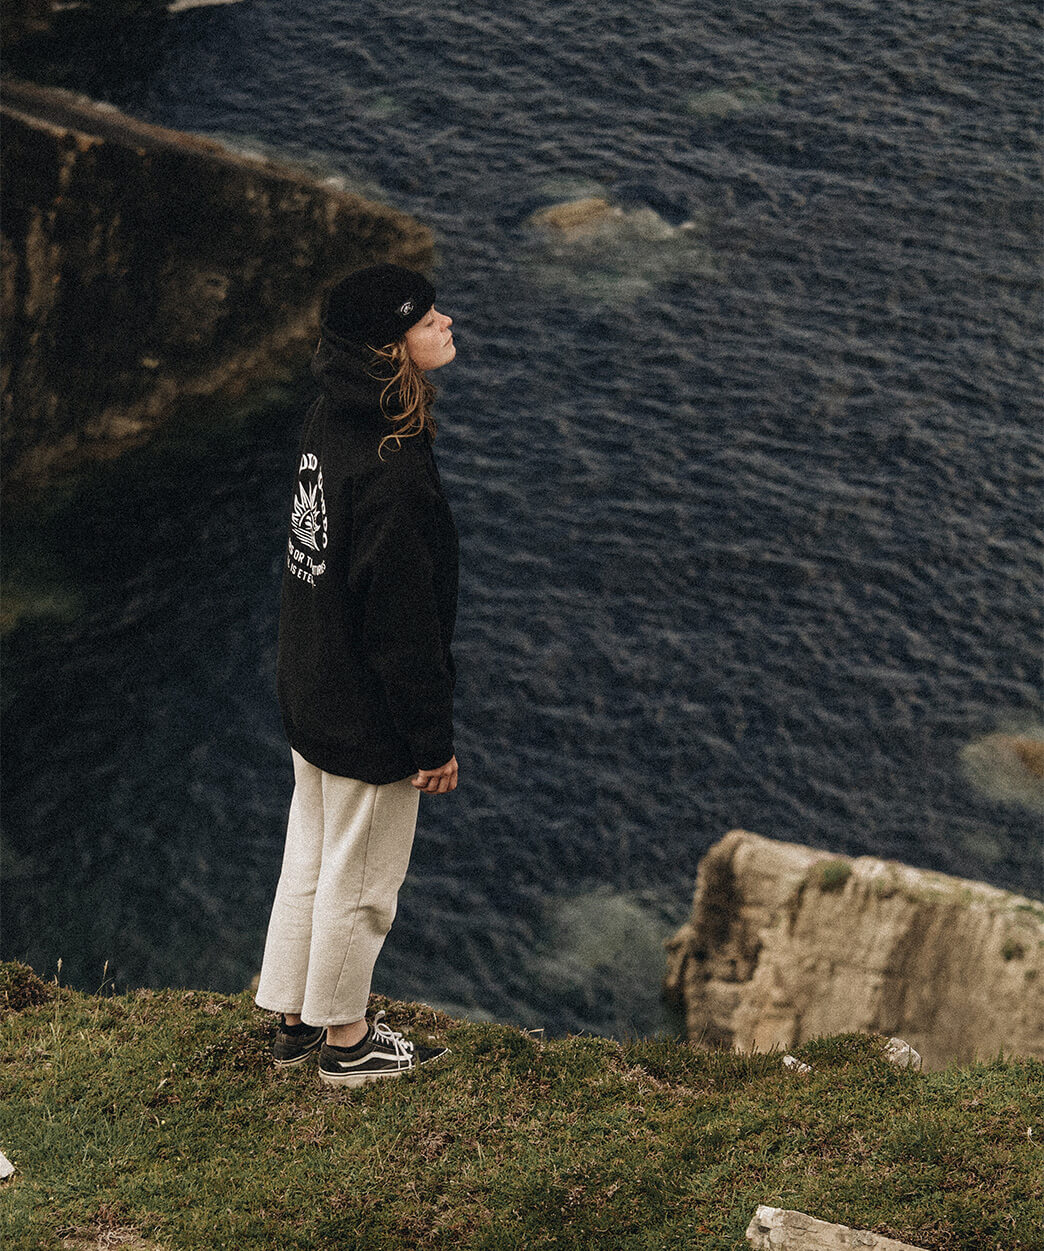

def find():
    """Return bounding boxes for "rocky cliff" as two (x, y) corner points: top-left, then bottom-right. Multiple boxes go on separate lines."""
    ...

(664, 830), (1044, 1069)
(1, 77), (433, 488)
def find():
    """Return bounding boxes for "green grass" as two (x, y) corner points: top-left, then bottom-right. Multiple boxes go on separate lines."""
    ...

(1, 962), (1041, 1250)
(809, 860), (852, 892)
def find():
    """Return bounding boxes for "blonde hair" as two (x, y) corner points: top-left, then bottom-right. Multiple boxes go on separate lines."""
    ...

(369, 339), (437, 459)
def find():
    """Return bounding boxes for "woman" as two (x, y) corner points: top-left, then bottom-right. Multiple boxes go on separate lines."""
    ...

(255, 263), (459, 1087)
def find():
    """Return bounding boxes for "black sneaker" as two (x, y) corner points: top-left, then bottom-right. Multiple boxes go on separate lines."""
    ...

(318, 1010), (449, 1087)
(271, 1015), (326, 1067)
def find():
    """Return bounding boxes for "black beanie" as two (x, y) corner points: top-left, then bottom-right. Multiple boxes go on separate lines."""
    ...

(321, 263), (436, 346)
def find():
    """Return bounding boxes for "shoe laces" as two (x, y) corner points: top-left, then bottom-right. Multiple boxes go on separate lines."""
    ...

(371, 1009), (414, 1058)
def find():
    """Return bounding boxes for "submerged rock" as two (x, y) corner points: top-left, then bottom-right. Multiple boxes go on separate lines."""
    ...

(960, 730), (1044, 813)
(526, 194), (697, 240)
(664, 830), (1044, 1069)
(686, 85), (779, 118)
(523, 192), (714, 302)
(525, 196), (624, 236)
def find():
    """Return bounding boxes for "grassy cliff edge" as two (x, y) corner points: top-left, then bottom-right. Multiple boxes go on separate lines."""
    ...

(0, 962), (1040, 1250)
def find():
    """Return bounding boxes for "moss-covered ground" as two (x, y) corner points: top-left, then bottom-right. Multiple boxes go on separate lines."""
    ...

(1, 962), (1040, 1250)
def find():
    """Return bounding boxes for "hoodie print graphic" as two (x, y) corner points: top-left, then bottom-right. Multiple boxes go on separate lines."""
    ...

(287, 452), (328, 584)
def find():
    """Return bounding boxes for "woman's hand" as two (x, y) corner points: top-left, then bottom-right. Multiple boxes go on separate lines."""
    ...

(412, 756), (458, 794)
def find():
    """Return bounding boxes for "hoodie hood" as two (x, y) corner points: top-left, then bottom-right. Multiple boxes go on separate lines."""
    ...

(311, 320), (391, 423)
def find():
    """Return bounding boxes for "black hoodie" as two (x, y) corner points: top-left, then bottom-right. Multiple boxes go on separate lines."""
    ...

(276, 323), (459, 784)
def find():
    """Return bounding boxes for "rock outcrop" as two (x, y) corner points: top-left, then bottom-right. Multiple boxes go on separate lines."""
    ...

(1, 78), (433, 488)
(664, 830), (1044, 1069)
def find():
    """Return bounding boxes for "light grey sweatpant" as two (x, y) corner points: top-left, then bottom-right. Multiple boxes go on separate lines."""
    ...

(254, 749), (420, 1027)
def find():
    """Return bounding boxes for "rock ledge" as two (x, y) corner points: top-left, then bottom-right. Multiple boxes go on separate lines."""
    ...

(665, 830), (1044, 1068)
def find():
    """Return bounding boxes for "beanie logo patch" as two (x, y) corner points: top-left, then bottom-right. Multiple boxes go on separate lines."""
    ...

(399, 299), (415, 317)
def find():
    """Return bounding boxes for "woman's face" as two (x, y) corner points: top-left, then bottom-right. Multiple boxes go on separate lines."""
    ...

(404, 306), (455, 371)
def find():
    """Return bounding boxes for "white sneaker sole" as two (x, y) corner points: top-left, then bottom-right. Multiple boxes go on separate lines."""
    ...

(273, 1048), (322, 1068)
(318, 1065), (412, 1088)
(318, 1047), (449, 1088)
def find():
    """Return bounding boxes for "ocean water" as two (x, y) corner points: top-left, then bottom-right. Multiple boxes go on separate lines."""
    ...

(3, 0), (1042, 1037)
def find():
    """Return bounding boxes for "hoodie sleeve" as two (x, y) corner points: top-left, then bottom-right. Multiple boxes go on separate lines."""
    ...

(348, 457), (455, 772)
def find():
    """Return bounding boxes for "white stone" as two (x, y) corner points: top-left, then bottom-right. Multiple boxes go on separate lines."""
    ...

(883, 1038), (922, 1070)
(746, 1205), (928, 1250)
(0, 1150), (14, 1180)
(782, 1054), (813, 1074)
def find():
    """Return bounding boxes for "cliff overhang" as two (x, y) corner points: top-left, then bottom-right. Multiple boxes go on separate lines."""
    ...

(1, 78), (434, 490)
